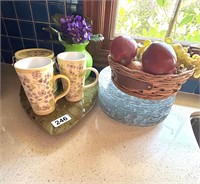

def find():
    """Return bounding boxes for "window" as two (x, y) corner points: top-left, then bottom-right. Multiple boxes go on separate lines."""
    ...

(83, 0), (200, 67)
(115, 0), (200, 43)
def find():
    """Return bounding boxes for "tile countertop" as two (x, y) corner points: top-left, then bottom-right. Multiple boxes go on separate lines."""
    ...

(1, 63), (200, 184)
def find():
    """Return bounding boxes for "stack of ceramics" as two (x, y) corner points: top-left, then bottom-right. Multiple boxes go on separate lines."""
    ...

(98, 67), (175, 126)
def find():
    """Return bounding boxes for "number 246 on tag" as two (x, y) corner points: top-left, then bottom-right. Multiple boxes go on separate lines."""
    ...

(51, 114), (71, 127)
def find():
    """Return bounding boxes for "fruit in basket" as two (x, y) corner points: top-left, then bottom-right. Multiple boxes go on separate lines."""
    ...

(142, 42), (177, 75)
(191, 54), (200, 78)
(110, 35), (137, 66)
(171, 42), (200, 77)
(126, 61), (143, 70)
(137, 40), (152, 61)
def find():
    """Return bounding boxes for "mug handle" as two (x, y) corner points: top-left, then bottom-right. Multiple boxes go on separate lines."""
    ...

(12, 56), (16, 66)
(53, 74), (70, 103)
(83, 67), (99, 90)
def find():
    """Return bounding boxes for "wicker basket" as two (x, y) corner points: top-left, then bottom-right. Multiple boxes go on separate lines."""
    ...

(108, 55), (194, 100)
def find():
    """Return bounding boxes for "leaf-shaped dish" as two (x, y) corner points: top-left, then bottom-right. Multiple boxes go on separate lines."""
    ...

(19, 78), (98, 135)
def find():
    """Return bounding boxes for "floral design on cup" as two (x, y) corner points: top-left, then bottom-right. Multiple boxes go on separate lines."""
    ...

(59, 63), (84, 100)
(18, 70), (54, 112)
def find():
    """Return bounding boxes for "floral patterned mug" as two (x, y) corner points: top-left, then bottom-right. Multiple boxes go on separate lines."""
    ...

(14, 57), (71, 115)
(57, 52), (99, 102)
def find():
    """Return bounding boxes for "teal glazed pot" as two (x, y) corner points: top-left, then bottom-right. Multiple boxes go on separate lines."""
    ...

(62, 41), (93, 79)
(98, 67), (176, 126)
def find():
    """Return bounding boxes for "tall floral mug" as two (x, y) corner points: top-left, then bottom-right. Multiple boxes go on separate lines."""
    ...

(57, 52), (99, 102)
(14, 57), (70, 115)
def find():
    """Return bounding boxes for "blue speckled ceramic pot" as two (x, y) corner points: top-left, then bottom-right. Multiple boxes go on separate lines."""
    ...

(98, 67), (176, 126)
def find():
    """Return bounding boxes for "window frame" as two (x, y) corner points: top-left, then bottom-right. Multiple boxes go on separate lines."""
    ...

(83, 0), (117, 67)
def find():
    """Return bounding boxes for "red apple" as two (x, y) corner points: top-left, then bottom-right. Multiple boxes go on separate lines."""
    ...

(110, 35), (137, 66)
(142, 42), (177, 75)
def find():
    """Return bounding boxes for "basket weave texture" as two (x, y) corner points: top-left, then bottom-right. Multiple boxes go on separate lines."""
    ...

(108, 55), (194, 100)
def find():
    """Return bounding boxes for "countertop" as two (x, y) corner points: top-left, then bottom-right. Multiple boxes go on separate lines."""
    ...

(1, 63), (200, 184)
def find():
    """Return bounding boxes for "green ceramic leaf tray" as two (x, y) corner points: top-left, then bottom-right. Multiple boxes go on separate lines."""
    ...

(19, 77), (98, 135)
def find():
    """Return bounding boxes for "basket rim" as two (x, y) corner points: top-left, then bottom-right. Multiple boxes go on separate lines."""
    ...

(108, 54), (195, 100)
(108, 55), (194, 77)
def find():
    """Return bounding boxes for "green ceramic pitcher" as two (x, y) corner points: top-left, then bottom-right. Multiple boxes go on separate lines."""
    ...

(62, 41), (93, 79)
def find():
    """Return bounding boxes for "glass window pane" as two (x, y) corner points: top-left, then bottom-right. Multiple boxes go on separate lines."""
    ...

(114, 0), (200, 44)
(115, 0), (177, 39)
(171, 0), (200, 43)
